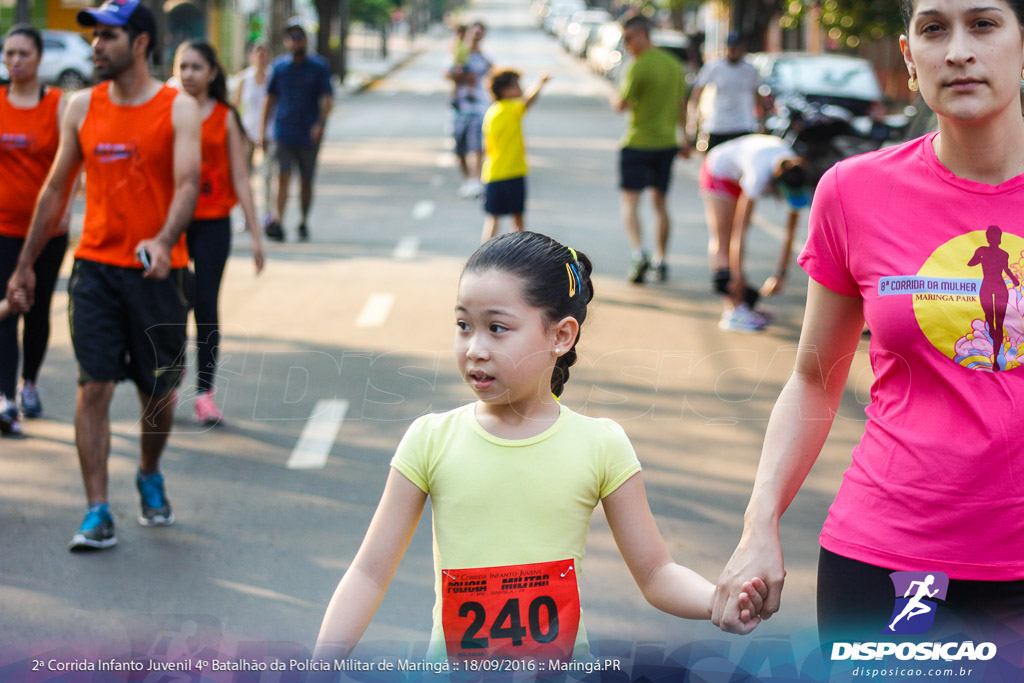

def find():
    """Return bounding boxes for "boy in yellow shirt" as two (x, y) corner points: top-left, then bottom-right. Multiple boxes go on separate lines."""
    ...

(480, 69), (549, 242)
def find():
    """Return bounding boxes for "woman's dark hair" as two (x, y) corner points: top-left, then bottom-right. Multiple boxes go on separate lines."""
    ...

(777, 161), (806, 190)
(4, 24), (43, 56)
(463, 231), (595, 398)
(179, 40), (248, 142)
(900, 0), (1024, 29)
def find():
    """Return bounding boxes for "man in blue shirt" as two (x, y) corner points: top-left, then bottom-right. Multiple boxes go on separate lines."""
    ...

(258, 19), (333, 241)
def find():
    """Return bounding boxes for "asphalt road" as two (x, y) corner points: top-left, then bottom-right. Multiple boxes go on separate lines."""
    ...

(0, 0), (874, 667)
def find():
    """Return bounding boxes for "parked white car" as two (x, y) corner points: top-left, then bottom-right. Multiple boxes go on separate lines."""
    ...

(0, 30), (93, 90)
(563, 9), (612, 55)
(543, 0), (585, 35)
(587, 21), (623, 79)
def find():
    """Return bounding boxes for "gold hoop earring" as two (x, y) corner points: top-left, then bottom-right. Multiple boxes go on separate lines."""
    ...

(908, 75), (919, 92)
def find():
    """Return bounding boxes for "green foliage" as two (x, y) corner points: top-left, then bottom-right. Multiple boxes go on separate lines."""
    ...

(352, 0), (400, 28)
(781, 0), (904, 49)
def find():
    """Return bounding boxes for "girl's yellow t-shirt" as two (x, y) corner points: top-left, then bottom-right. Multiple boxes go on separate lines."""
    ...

(391, 402), (642, 660)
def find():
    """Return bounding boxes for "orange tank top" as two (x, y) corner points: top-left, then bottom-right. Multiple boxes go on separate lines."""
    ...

(76, 82), (188, 268)
(0, 86), (62, 238)
(195, 101), (238, 220)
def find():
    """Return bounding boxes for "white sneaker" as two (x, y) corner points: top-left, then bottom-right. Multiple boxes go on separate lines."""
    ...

(719, 304), (767, 334)
(457, 181), (478, 198)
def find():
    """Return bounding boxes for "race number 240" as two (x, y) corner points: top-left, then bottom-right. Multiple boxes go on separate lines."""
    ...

(442, 559), (580, 660)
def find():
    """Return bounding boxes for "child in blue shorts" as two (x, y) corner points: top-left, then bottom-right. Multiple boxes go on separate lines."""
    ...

(480, 69), (550, 242)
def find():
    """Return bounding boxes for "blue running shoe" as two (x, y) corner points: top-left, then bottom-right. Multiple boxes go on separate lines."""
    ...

(136, 471), (174, 526)
(69, 505), (117, 551)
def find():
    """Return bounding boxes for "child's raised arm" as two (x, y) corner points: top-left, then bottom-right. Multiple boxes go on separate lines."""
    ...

(523, 73), (551, 110)
(603, 474), (766, 633)
(314, 469), (428, 660)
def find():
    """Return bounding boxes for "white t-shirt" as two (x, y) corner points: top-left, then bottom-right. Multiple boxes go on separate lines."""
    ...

(694, 57), (760, 134)
(704, 134), (795, 198)
(234, 66), (272, 141)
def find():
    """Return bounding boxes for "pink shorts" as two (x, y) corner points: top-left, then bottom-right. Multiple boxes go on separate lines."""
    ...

(699, 157), (742, 200)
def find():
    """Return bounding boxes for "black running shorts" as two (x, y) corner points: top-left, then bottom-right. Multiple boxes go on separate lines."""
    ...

(68, 259), (192, 398)
(619, 146), (678, 192)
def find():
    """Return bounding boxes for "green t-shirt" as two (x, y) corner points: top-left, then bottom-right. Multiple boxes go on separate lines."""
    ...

(619, 48), (685, 149)
(391, 402), (642, 660)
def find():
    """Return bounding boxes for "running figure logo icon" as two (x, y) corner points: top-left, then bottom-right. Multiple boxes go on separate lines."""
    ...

(885, 571), (949, 635)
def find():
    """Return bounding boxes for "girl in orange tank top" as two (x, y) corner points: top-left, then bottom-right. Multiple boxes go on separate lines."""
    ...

(173, 41), (265, 426)
(0, 24), (74, 435)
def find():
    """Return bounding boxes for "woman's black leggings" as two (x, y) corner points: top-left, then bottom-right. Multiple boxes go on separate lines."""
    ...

(186, 217), (231, 395)
(0, 232), (68, 399)
(817, 547), (1024, 644)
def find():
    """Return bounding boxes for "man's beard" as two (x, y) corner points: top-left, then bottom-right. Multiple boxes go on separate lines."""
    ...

(95, 52), (133, 80)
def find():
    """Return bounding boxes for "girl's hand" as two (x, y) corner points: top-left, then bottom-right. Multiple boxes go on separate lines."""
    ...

(713, 527), (786, 633)
(737, 578), (768, 622)
(252, 238), (265, 274)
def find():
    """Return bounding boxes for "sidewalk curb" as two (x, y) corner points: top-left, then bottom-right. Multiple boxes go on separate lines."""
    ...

(345, 45), (428, 96)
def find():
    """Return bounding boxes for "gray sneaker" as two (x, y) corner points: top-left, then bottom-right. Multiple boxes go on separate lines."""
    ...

(69, 506), (117, 551)
(19, 383), (43, 419)
(627, 254), (650, 284)
(136, 471), (174, 526)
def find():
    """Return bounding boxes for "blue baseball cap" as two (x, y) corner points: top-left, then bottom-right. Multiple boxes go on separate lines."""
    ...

(77, 0), (156, 36)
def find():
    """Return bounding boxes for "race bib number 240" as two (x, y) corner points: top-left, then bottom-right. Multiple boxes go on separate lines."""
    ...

(441, 559), (580, 661)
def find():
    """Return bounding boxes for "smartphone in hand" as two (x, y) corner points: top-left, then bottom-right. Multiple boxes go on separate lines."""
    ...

(136, 246), (151, 271)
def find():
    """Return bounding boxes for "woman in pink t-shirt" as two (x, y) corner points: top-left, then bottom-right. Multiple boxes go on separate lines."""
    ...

(712, 0), (1024, 642)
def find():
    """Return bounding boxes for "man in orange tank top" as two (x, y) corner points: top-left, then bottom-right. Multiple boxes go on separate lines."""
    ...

(6, 0), (201, 551)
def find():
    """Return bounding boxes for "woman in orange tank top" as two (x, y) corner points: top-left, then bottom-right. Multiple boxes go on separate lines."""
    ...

(173, 41), (265, 426)
(0, 25), (74, 435)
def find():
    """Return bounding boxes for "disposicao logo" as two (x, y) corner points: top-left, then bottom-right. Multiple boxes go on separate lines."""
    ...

(830, 570), (997, 663)
(885, 571), (948, 635)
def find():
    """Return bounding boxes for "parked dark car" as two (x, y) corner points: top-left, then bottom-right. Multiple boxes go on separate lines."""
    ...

(751, 51), (885, 117)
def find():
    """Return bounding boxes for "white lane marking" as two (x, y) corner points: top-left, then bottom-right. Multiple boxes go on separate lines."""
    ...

(412, 200), (435, 220)
(393, 236), (420, 260)
(286, 399), (349, 470)
(212, 578), (319, 607)
(436, 153), (455, 168)
(356, 293), (395, 328)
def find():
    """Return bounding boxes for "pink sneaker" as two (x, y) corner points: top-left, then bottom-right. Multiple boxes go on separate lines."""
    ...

(193, 391), (223, 426)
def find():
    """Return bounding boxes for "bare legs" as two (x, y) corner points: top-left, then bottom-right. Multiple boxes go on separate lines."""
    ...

(75, 380), (176, 503)
(481, 213), (524, 243)
(703, 194), (739, 272)
(622, 189), (671, 262)
(621, 190), (643, 252)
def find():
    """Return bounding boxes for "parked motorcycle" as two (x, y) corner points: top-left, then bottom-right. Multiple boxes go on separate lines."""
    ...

(764, 93), (890, 183)
(764, 95), (890, 182)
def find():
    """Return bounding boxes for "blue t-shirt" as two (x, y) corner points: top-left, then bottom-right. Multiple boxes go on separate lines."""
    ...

(267, 54), (333, 147)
